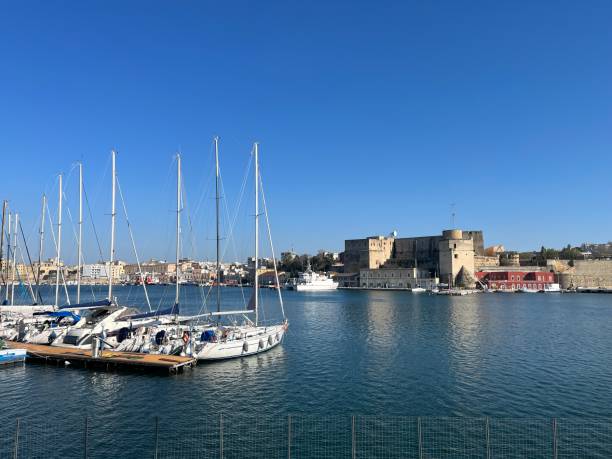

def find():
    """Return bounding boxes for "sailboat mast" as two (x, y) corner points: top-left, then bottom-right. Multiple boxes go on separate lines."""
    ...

(0, 201), (6, 297)
(55, 174), (63, 308)
(36, 194), (46, 302)
(214, 137), (221, 314)
(175, 153), (181, 306)
(77, 163), (83, 304)
(10, 213), (18, 305)
(4, 212), (11, 304)
(108, 151), (116, 302)
(254, 143), (259, 326)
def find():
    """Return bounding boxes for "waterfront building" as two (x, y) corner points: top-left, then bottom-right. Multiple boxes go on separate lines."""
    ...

(81, 263), (108, 279)
(333, 272), (359, 288)
(477, 270), (556, 291)
(82, 260), (125, 281)
(360, 267), (437, 289)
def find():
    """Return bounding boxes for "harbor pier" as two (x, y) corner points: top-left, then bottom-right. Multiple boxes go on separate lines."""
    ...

(4, 341), (196, 374)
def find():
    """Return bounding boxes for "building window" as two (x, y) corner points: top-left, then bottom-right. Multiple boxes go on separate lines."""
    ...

(454, 254), (458, 259)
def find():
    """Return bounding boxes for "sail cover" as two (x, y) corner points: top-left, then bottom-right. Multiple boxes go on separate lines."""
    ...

(59, 299), (112, 310)
(33, 310), (81, 323)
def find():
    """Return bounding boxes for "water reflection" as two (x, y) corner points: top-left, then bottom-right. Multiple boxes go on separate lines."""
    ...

(3, 287), (612, 422)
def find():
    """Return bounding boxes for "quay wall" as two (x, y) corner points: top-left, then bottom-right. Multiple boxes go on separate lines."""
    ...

(555, 259), (612, 289)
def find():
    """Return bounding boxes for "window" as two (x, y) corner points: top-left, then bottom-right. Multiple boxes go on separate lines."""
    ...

(454, 243), (457, 249)
(454, 254), (458, 259)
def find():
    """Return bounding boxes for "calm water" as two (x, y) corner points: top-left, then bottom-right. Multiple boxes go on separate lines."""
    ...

(2, 286), (612, 456)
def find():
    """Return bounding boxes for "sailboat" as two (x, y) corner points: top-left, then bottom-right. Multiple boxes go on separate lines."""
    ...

(411, 254), (426, 293)
(114, 152), (198, 355)
(51, 152), (158, 349)
(192, 141), (287, 360)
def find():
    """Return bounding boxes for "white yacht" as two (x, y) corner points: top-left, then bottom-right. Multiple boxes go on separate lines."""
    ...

(294, 264), (338, 292)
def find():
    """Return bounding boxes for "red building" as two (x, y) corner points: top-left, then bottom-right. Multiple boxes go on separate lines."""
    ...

(476, 271), (556, 291)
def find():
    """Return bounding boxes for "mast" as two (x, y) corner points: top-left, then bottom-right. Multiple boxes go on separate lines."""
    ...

(10, 213), (18, 305)
(214, 137), (221, 314)
(0, 201), (6, 298)
(108, 151), (116, 302)
(77, 163), (83, 304)
(55, 174), (63, 308)
(36, 195), (46, 303)
(174, 153), (181, 307)
(254, 143), (259, 326)
(4, 213), (11, 304)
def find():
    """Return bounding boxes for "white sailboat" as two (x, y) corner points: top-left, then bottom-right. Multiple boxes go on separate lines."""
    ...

(411, 254), (426, 292)
(192, 141), (287, 361)
(51, 152), (156, 349)
(114, 152), (202, 356)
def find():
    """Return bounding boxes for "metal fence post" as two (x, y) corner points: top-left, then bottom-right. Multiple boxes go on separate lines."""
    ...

(219, 413), (223, 459)
(485, 417), (491, 459)
(84, 416), (88, 459)
(287, 415), (291, 459)
(13, 418), (20, 459)
(552, 418), (558, 459)
(351, 416), (356, 459)
(154, 416), (159, 459)
(417, 417), (423, 459)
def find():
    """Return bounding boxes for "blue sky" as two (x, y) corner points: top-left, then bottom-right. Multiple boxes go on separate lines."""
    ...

(1, 1), (611, 263)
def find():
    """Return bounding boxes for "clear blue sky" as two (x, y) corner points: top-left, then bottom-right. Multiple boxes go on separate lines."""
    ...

(1, 1), (611, 263)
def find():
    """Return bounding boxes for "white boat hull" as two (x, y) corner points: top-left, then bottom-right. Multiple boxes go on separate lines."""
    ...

(295, 283), (338, 292)
(194, 324), (286, 361)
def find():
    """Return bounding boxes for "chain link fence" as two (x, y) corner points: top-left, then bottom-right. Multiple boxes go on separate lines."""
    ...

(2, 416), (612, 458)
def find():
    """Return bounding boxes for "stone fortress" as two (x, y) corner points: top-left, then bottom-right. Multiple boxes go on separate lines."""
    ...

(342, 229), (612, 290)
(343, 229), (484, 288)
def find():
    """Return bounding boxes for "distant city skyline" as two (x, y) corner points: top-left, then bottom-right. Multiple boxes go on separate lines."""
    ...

(1, 1), (611, 262)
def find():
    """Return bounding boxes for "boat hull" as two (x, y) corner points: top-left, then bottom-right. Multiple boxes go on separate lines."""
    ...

(0, 348), (26, 365)
(295, 284), (338, 292)
(195, 324), (286, 361)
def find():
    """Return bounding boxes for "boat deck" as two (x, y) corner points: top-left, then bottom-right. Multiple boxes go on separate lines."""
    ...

(4, 341), (196, 374)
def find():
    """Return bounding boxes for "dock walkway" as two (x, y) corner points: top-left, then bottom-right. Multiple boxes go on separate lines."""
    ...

(5, 341), (196, 374)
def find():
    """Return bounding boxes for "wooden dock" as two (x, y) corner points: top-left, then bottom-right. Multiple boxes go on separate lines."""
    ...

(4, 341), (196, 374)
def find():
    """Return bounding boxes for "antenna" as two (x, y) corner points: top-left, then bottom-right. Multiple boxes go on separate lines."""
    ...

(450, 203), (456, 228)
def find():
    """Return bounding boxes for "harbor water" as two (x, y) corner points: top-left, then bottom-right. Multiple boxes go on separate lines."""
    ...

(2, 286), (612, 456)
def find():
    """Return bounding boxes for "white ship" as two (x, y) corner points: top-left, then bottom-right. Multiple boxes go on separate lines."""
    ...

(294, 264), (338, 292)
